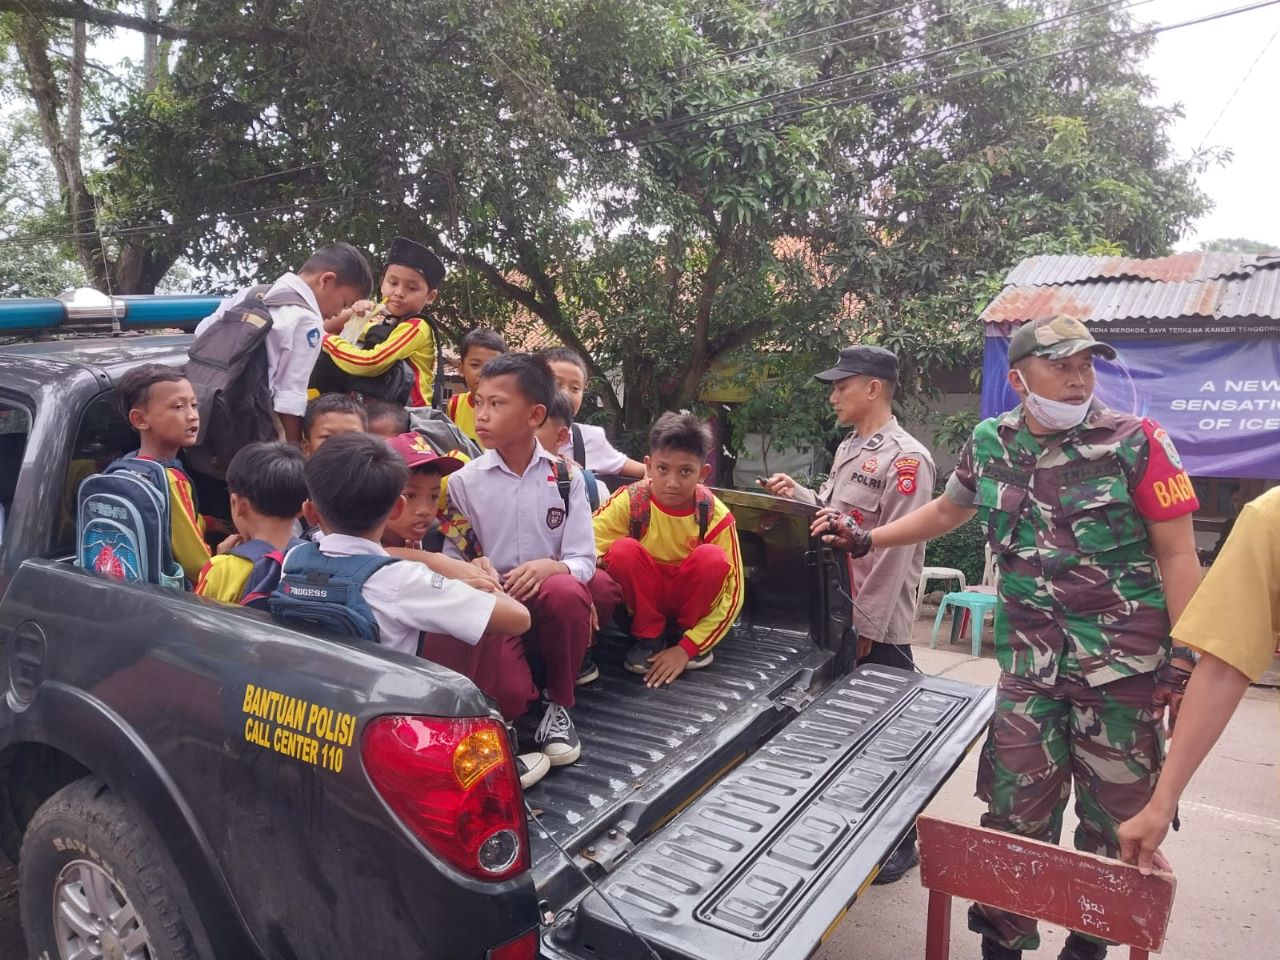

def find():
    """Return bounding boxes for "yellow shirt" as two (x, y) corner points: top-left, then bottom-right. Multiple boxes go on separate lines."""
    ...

(1173, 487), (1280, 681)
(156, 462), (209, 583)
(195, 553), (254, 604)
(447, 391), (481, 445)
(322, 315), (437, 407)
(593, 483), (744, 653)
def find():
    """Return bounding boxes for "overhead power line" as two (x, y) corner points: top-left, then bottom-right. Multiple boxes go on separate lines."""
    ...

(639, 0), (1280, 146)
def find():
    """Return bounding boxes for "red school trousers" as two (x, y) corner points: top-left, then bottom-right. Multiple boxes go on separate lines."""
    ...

(419, 570), (621, 721)
(602, 537), (730, 645)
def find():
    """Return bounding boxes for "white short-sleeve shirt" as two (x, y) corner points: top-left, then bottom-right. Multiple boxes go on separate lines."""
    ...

(559, 423), (628, 475)
(313, 533), (495, 655)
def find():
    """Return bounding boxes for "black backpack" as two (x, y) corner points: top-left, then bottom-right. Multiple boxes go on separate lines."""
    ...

(309, 314), (447, 407)
(185, 284), (310, 478)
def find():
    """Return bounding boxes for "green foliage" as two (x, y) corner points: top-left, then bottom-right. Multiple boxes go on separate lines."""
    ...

(1199, 237), (1277, 255)
(924, 515), (987, 588)
(932, 408), (981, 460)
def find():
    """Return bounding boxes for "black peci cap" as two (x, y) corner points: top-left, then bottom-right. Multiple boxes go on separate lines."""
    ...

(387, 236), (446, 289)
(814, 345), (899, 384)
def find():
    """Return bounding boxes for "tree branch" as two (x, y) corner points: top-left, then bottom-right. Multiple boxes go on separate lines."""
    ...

(0, 0), (288, 43)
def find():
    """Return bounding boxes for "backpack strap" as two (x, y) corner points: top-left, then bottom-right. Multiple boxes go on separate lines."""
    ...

(234, 537), (305, 609)
(425, 315), (446, 409)
(571, 423), (586, 467)
(581, 467), (601, 513)
(627, 480), (652, 541)
(555, 458), (572, 516)
(695, 485), (714, 543)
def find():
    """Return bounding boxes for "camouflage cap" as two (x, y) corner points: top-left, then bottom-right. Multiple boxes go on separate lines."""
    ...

(1007, 315), (1117, 365)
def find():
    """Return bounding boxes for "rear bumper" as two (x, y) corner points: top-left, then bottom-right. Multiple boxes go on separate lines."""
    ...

(542, 665), (994, 960)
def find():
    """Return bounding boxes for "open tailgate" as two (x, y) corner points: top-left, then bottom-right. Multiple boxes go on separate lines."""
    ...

(542, 665), (994, 960)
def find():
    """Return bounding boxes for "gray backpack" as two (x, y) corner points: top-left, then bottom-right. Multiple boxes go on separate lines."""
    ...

(407, 407), (482, 460)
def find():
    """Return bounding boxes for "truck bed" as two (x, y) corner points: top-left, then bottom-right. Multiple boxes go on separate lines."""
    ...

(524, 623), (832, 904)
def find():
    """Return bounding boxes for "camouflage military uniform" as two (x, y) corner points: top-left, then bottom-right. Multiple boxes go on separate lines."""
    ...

(946, 402), (1197, 951)
(794, 417), (935, 656)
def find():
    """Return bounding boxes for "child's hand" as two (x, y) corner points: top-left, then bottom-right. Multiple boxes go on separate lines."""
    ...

(215, 534), (243, 556)
(645, 646), (690, 688)
(502, 559), (565, 602)
(471, 557), (501, 585)
(351, 298), (376, 316)
(462, 576), (499, 594)
(590, 603), (599, 633)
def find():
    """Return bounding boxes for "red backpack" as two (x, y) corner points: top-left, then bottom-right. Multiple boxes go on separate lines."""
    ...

(628, 481), (714, 543)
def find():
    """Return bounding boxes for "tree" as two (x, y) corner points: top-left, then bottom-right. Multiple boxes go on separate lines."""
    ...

(1200, 237), (1277, 255)
(8, 0), (1209, 456)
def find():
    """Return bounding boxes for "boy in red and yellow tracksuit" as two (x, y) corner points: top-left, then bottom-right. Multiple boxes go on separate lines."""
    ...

(318, 236), (444, 407)
(593, 413), (743, 687)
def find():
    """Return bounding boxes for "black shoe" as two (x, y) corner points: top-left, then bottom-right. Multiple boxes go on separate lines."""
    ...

(515, 751), (551, 789)
(1058, 933), (1108, 960)
(871, 839), (919, 884)
(576, 654), (600, 686)
(534, 702), (581, 765)
(624, 637), (665, 674)
(686, 648), (714, 670)
(981, 938), (1023, 960)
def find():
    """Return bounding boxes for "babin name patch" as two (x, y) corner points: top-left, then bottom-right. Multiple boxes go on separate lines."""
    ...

(546, 507), (566, 529)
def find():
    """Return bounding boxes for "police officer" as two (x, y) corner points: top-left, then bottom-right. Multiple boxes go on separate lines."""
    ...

(764, 344), (934, 885)
(818, 317), (1202, 960)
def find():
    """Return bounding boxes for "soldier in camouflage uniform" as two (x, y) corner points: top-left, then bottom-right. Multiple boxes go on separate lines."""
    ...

(815, 317), (1202, 960)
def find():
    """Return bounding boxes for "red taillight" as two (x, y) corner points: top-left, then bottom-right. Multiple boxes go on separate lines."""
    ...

(362, 715), (529, 881)
(487, 928), (539, 960)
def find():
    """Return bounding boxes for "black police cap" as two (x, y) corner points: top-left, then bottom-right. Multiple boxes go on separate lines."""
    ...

(814, 345), (899, 384)
(387, 236), (446, 289)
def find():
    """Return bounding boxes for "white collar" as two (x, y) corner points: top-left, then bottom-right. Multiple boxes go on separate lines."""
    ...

(473, 439), (557, 478)
(269, 271), (322, 318)
(316, 532), (390, 557)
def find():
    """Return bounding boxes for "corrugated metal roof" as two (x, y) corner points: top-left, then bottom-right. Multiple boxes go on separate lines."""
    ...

(982, 254), (1280, 325)
(1004, 252), (1280, 286)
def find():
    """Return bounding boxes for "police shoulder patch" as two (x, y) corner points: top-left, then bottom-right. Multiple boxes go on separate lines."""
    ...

(894, 456), (921, 496)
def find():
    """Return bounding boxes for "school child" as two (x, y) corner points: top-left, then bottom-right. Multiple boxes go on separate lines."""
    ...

(301, 394), (368, 457)
(381, 433), (463, 551)
(594, 413), (743, 688)
(537, 347), (646, 478)
(193, 243), (373, 445)
(287, 432), (548, 786)
(195, 442), (306, 605)
(117, 364), (211, 582)
(535, 391), (609, 512)
(441, 354), (622, 765)
(447, 328), (507, 445)
(316, 237), (446, 408)
(365, 400), (411, 439)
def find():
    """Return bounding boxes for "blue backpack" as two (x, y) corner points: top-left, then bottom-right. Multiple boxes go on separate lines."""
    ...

(268, 542), (398, 644)
(230, 537), (305, 610)
(76, 455), (184, 589)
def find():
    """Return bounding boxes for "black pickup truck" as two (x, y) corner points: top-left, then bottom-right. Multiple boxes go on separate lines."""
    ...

(0, 293), (994, 960)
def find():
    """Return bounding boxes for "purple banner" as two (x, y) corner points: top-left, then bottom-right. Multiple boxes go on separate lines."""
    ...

(982, 334), (1280, 480)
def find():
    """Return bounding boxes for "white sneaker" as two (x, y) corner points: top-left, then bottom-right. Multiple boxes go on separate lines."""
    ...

(534, 702), (581, 766)
(515, 751), (551, 789)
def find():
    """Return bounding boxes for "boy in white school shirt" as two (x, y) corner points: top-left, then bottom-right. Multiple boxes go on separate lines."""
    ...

(195, 243), (372, 445)
(441, 354), (622, 767)
(537, 347), (647, 479)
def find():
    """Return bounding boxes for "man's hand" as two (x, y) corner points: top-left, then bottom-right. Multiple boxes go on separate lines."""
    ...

(1117, 802), (1176, 876)
(856, 632), (873, 660)
(761, 473), (799, 498)
(502, 559), (565, 602)
(810, 508), (873, 558)
(1153, 656), (1194, 733)
(644, 646), (690, 688)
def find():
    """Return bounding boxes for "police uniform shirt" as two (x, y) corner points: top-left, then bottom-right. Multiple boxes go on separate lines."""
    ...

(312, 534), (496, 655)
(441, 441), (597, 583)
(794, 417), (935, 644)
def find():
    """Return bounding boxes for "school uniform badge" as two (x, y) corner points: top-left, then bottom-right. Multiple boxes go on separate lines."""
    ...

(894, 456), (921, 495)
(546, 507), (566, 529)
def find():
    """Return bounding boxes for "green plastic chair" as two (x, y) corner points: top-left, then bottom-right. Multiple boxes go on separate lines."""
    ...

(929, 590), (998, 657)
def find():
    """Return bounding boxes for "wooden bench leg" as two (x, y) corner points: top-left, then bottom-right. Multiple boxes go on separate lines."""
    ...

(925, 889), (952, 960)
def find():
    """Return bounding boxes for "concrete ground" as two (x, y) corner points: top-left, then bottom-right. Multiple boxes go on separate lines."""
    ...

(817, 615), (1280, 960)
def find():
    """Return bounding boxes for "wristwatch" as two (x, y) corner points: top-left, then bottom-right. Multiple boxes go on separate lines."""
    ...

(1170, 645), (1199, 665)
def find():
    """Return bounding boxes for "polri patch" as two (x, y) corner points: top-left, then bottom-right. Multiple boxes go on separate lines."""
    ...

(894, 456), (921, 496)
(546, 507), (566, 529)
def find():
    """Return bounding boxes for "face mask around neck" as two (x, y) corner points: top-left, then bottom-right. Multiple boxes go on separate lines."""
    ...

(1014, 371), (1091, 431)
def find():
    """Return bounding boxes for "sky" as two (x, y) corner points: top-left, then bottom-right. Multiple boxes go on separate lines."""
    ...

(1142, 0), (1280, 249)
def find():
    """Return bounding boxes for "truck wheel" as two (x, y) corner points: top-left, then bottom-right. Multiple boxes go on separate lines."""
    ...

(19, 776), (201, 960)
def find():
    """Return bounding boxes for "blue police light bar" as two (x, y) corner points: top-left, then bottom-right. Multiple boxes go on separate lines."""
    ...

(0, 289), (223, 334)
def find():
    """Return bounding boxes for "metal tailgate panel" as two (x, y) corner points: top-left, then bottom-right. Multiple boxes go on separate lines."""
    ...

(543, 666), (994, 960)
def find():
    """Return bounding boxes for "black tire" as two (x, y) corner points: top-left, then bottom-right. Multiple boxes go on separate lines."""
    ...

(19, 776), (202, 960)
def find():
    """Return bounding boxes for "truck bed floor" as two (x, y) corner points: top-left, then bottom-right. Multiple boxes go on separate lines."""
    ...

(522, 625), (822, 876)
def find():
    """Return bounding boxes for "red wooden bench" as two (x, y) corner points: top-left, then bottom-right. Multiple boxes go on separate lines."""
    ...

(917, 816), (1177, 960)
